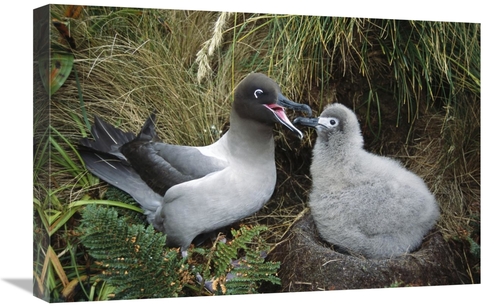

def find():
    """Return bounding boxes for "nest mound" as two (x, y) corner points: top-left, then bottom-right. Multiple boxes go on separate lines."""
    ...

(268, 213), (466, 292)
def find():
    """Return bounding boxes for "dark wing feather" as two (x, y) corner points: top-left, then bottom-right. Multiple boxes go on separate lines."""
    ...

(79, 114), (227, 199)
(120, 116), (228, 195)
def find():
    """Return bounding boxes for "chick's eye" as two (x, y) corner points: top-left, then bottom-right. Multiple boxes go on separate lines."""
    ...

(254, 89), (263, 99)
(325, 117), (340, 128)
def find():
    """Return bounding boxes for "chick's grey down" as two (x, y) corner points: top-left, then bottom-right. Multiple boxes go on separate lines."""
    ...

(78, 73), (311, 256)
(294, 103), (440, 259)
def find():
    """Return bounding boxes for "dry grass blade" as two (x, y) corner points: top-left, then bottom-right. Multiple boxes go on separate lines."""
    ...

(196, 12), (234, 83)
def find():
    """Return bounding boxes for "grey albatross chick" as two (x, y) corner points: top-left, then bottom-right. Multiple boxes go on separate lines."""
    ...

(293, 103), (440, 259)
(78, 73), (311, 257)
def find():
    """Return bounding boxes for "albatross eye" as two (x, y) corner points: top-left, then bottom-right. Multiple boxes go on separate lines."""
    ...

(254, 89), (264, 98)
(318, 117), (340, 129)
(328, 117), (339, 127)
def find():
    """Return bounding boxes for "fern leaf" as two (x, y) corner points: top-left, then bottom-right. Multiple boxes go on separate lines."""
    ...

(79, 204), (188, 299)
(195, 225), (281, 295)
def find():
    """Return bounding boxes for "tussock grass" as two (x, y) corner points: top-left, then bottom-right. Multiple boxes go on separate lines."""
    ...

(35, 5), (480, 300)
(51, 8), (233, 147)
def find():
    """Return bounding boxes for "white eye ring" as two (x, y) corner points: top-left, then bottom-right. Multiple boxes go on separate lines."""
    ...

(318, 117), (340, 128)
(254, 89), (263, 98)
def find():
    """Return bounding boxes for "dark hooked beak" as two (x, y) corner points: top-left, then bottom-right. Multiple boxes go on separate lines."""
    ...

(265, 93), (312, 139)
(292, 116), (319, 128)
(277, 93), (312, 116)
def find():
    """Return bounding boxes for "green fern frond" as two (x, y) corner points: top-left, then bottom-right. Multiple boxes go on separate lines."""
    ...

(104, 186), (146, 225)
(79, 204), (189, 299)
(197, 225), (281, 295)
(211, 225), (265, 277)
(104, 186), (138, 206)
(225, 256), (281, 295)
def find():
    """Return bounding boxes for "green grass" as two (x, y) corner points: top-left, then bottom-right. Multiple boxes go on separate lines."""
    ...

(34, 5), (480, 301)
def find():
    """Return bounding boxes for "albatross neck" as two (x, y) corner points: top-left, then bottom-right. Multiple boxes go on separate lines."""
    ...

(224, 108), (276, 161)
